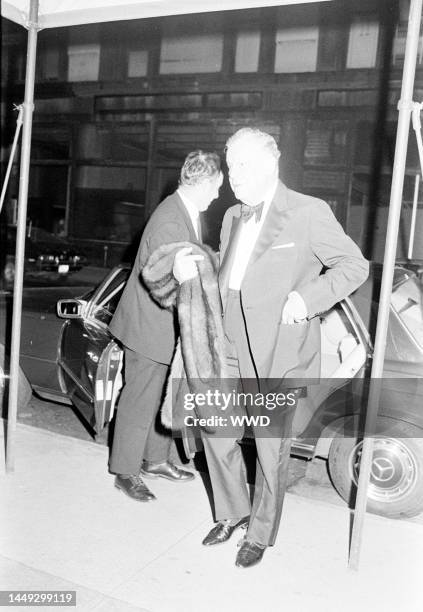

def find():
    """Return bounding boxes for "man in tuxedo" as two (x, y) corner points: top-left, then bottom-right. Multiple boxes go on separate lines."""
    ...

(174, 128), (369, 567)
(109, 150), (223, 502)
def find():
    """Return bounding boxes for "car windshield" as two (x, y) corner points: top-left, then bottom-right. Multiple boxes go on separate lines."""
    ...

(391, 277), (423, 348)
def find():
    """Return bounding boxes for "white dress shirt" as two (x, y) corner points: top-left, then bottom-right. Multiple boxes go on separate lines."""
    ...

(228, 181), (278, 290)
(177, 188), (200, 240)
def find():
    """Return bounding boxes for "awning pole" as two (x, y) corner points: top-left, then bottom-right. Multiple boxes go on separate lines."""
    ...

(6, 0), (39, 472)
(349, 0), (423, 570)
(0, 105), (23, 214)
(408, 173), (419, 259)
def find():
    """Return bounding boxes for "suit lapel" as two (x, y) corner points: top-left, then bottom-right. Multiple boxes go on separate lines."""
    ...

(220, 212), (241, 270)
(219, 210), (242, 306)
(247, 181), (291, 268)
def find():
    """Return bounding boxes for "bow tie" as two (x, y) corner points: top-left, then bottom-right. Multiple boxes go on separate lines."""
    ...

(240, 201), (264, 223)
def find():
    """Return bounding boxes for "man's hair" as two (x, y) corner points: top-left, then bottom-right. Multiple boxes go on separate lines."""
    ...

(225, 127), (280, 161)
(180, 150), (221, 186)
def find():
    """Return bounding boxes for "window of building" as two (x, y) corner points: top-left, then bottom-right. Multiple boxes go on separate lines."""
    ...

(32, 127), (70, 160)
(393, 24), (423, 65)
(317, 21), (344, 72)
(304, 120), (348, 166)
(73, 166), (146, 242)
(1, 47), (9, 83)
(15, 51), (26, 82)
(76, 124), (150, 162)
(28, 166), (69, 233)
(67, 43), (100, 81)
(354, 120), (421, 172)
(349, 172), (423, 262)
(235, 30), (261, 73)
(346, 17), (379, 69)
(128, 49), (149, 78)
(274, 26), (319, 73)
(159, 34), (224, 74)
(10, 126), (73, 235)
(37, 48), (60, 81)
(392, 1), (423, 66)
(72, 123), (150, 244)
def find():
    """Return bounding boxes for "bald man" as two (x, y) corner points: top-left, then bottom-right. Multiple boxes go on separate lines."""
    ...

(174, 128), (368, 567)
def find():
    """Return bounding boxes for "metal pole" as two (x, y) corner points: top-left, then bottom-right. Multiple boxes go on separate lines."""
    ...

(349, 0), (422, 570)
(408, 174), (419, 259)
(0, 105), (23, 214)
(6, 0), (39, 472)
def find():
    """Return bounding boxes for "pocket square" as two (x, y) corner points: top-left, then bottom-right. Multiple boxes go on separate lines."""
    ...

(272, 242), (295, 250)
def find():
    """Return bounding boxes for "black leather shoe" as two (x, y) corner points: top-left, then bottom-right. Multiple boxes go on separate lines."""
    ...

(114, 474), (156, 502)
(140, 461), (195, 482)
(202, 517), (249, 546)
(235, 538), (266, 568)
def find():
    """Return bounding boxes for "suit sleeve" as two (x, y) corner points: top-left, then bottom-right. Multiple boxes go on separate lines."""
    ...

(297, 200), (369, 318)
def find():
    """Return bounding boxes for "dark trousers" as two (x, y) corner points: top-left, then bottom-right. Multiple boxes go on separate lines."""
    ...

(202, 290), (296, 546)
(109, 348), (171, 475)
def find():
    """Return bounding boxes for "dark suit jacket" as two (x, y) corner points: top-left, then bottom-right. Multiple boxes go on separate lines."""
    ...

(219, 181), (369, 381)
(109, 191), (198, 364)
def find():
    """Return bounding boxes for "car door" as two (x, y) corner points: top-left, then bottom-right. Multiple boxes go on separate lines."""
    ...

(378, 273), (423, 428)
(292, 297), (370, 443)
(58, 267), (129, 432)
(0, 286), (88, 396)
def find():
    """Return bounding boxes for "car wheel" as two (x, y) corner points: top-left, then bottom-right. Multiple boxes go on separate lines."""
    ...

(0, 344), (32, 415)
(328, 417), (423, 519)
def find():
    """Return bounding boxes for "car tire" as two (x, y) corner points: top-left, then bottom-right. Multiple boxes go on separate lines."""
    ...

(328, 417), (423, 519)
(0, 344), (32, 415)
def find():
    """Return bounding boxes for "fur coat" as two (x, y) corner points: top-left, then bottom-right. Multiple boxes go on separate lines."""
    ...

(142, 241), (227, 433)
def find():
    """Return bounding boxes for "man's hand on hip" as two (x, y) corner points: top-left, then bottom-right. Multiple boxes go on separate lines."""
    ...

(173, 247), (204, 284)
(282, 291), (308, 324)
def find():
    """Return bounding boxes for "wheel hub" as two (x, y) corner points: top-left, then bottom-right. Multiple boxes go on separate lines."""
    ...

(349, 438), (417, 503)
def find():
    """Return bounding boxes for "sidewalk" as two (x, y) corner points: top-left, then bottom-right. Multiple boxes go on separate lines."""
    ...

(1, 423), (422, 612)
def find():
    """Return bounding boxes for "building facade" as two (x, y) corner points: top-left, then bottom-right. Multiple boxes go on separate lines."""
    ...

(1, 0), (423, 265)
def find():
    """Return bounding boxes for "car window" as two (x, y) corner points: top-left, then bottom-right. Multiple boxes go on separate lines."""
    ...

(92, 285), (125, 324)
(391, 277), (423, 348)
(89, 268), (129, 325)
(320, 302), (364, 379)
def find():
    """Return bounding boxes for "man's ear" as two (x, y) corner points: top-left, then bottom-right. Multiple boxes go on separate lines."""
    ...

(276, 153), (282, 177)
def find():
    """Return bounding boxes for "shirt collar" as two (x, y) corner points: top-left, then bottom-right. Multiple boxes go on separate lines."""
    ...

(177, 188), (199, 221)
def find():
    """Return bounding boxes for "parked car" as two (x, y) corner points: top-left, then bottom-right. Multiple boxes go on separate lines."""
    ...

(0, 223), (88, 287)
(0, 263), (422, 519)
(397, 258), (423, 281)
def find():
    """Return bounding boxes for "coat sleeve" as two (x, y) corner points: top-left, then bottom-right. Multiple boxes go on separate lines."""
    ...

(297, 200), (369, 318)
